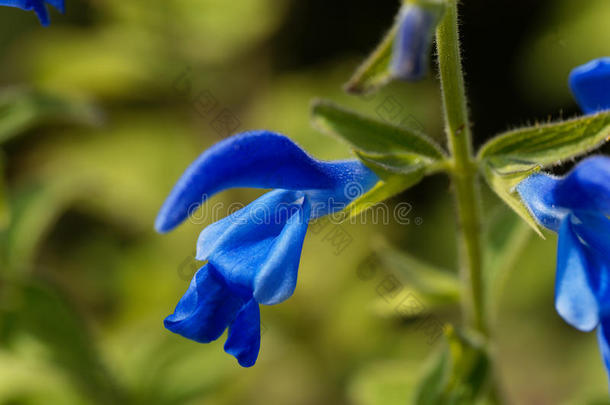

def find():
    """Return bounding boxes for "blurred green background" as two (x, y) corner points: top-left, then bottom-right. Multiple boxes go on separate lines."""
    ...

(0, 0), (609, 404)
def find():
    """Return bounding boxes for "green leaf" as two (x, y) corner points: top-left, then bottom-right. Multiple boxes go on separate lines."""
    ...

(367, 243), (458, 321)
(0, 348), (84, 404)
(477, 110), (610, 167)
(415, 349), (451, 405)
(3, 180), (84, 274)
(581, 398), (610, 405)
(415, 327), (491, 405)
(0, 281), (125, 404)
(348, 360), (420, 405)
(311, 99), (445, 160)
(483, 205), (532, 316)
(378, 246), (460, 304)
(355, 150), (428, 179)
(446, 330), (491, 404)
(480, 162), (543, 237)
(484, 205), (532, 275)
(341, 170), (425, 219)
(343, 21), (398, 95)
(0, 87), (102, 144)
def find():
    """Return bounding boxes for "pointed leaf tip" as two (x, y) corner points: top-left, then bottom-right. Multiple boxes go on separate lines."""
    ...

(311, 99), (445, 160)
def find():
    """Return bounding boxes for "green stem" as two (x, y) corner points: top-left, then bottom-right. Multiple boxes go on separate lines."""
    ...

(436, 0), (487, 335)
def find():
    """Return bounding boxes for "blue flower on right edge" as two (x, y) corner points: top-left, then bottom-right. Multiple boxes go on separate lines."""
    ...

(517, 57), (610, 385)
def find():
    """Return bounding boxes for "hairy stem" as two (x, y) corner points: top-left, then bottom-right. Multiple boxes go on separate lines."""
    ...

(436, 0), (487, 335)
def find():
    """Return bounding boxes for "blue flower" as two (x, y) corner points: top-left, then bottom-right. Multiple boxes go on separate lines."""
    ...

(156, 131), (378, 366)
(0, 0), (64, 26)
(517, 157), (610, 331)
(390, 3), (443, 81)
(518, 57), (610, 385)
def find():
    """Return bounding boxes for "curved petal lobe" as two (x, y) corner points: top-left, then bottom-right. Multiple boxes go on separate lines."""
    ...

(196, 190), (307, 291)
(155, 131), (334, 233)
(253, 196), (311, 305)
(196, 190), (300, 262)
(31, 0), (49, 25)
(569, 58), (610, 114)
(164, 265), (245, 343)
(555, 215), (600, 332)
(224, 299), (261, 367)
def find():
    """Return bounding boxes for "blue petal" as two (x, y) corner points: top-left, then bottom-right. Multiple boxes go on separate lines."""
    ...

(0, 0), (61, 25)
(164, 264), (246, 343)
(31, 0), (49, 26)
(572, 212), (610, 261)
(597, 318), (610, 389)
(518, 157), (610, 230)
(569, 58), (610, 114)
(224, 299), (261, 367)
(156, 131), (336, 233)
(570, 212), (610, 306)
(0, 0), (31, 9)
(516, 173), (567, 232)
(555, 215), (600, 332)
(197, 190), (311, 305)
(552, 156), (610, 216)
(390, 4), (437, 81)
(305, 160), (378, 218)
(253, 195), (311, 305)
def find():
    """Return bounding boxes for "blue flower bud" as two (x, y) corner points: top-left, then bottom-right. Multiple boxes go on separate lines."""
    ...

(390, 2), (444, 81)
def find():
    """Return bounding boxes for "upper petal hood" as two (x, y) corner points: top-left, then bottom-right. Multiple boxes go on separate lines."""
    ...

(0, 0), (31, 8)
(305, 160), (378, 218)
(155, 131), (376, 233)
